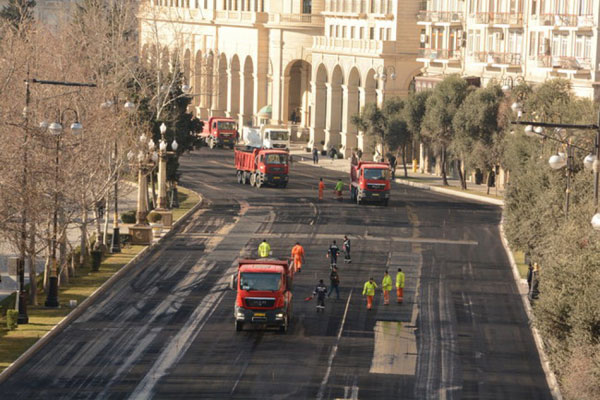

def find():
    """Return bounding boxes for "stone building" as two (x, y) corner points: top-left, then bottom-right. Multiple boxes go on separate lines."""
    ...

(138, 0), (421, 159)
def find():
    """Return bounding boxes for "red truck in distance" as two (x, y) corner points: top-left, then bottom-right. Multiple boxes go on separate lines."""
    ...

(200, 116), (237, 149)
(231, 258), (294, 333)
(234, 147), (289, 188)
(350, 161), (391, 206)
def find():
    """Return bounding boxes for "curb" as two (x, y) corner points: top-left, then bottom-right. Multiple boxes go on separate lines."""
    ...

(395, 178), (505, 206)
(0, 189), (204, 385)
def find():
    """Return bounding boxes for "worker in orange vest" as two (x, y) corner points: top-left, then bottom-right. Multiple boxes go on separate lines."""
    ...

(291, 242), (305, 273)
(318, 177), (325, 201)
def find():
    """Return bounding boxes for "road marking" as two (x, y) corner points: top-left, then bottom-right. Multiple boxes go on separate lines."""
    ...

(128, 264), (236, 400)
(176, 232), (478, 246)
(316, 289), (353, 400)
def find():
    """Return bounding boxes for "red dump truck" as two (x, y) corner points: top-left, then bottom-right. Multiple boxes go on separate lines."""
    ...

(200, 116), (238, 149)
(350, 161), (391, 206)
(231, 258), (294, 333)
(234, 147), (289, 188)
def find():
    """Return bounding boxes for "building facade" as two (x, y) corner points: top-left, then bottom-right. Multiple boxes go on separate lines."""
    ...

(138, 0), (421, 158)
(416, 0), (600, 100)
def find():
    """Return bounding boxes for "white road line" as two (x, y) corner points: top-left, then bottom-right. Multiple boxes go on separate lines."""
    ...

(128, 265), (236, 400)
(316, 289), (353, 400)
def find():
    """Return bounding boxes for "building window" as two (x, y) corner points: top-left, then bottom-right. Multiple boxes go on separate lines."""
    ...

(387, 28), (391, 41)
(351, 26), (355, 39)
(342, 26), (347, 38)
(360, 27), (364, 39)
(329, 25), (334, 37)
(380, 27), (384, 40)
(303, 0), (312, 13)
(369, 27), (374, 40)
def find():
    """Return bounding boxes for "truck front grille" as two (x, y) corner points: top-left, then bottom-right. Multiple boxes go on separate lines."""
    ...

(367, 184), (386, 190)
(245, 297), (275, 308)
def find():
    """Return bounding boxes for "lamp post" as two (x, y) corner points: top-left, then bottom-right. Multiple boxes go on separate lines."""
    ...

(154, 122), (179, 227)
(43, 109), (83, 308)
(128, 134), (158, 245)
(19, 77), (95, 314)
(511, 103), (600, 225)
(101, 97), (136, 253)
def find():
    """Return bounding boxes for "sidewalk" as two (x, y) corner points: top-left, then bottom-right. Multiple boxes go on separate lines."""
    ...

(0, 182), (138, 302)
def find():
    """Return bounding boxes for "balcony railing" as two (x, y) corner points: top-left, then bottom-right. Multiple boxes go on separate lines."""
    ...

(533, 13), (594, 27)
(418, 48), (461, 61)
(472, 51), (522, 65)
(314, 37), (395, 55)
(417, 10), (464, 23)
(548, 55), (592, 70)
(324, 0), (367, 13)
(473, 12), (523, 25)
(268, 13), (324, 25)
(214, 10), (267, 23)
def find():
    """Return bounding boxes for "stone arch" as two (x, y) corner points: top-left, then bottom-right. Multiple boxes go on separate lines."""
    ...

(183, 49), (191, 86)
(203, 51), (214, 112)
(227, 54), (241, 118)
(364, 69), (377, 105)
(325, 65), (344, 151)
(359, 68), (379, 160)
(217, 53), (228, 116)
(242, 56), (254, 126)
(341, 67), (361, 157)
(310, 63), (328, 150)
(194, 50), (203, 108)
(284, 59), (311, 127)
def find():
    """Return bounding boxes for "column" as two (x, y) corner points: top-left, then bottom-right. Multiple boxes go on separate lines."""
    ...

(239, 70), (253, 126)
(324, 83), (342, 151)
(341, 84), (359, 158)
(282, 75), (291, 124)
(309, 81), (326, 149)
(300, 63), (310, 127)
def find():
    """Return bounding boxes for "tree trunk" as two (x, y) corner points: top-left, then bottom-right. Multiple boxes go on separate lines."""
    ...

(103, 195), (110, 247)
(486, 169), (493, 195)
(441, 146), (449, 186)
(402, 146), (408, 178)
(457, 158), (467, 190)
(80, 207), (88, 268)
(28, 222), (37, 306)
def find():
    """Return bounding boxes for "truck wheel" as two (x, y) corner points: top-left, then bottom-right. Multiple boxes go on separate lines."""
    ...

(235, 321), (243, 332)
(236, 170), (243, 184)
(249, 173), (256, 187)
(279, 316), (288, 334)
(255, 176), (263, 188)
(209, 138), (215, 149)
(356, 195), (362, 205)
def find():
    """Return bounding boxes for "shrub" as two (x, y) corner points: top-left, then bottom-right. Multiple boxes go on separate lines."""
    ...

(6, 309), (18, 330)
(148, 212), (162, 223)
(121, 210), (136, 224)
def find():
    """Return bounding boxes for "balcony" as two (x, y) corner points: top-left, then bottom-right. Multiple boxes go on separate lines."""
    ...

(533, 14), (594, 28)
(324, 0), (367, 14)
(417, 48), (462, 63)
(472, 51), (522, 67)
(313, 37), (395, 56)
(268, 13), (324, 27)
(417, 10), (464, 25)
(473, 12), (523, 26)
(214, 10), (267, 24)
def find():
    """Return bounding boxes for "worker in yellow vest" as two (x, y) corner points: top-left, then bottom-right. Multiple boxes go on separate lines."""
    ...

(396, 268), (405, 304)
(381, 270), (393, 305)
(258, 239), (271, 258)
(362, 277), (378, 310)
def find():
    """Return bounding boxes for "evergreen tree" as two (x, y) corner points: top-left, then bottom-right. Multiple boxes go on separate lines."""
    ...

(0, 0), (36, 28)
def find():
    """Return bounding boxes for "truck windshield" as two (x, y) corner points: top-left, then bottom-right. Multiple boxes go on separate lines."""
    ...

(364, 168), (389, 180)
(265, 154), (288, 164)
(240, 272), (281, 291)
(218, 121), (236, 130)
(269, 131), (289, 141)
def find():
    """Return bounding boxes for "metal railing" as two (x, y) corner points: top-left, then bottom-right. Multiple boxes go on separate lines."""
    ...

(418, 48), (461, 61)
(473, 12), (522, 25)
(314, 37), (394, 55)
(268, 13), (324, 25)
(472, 51), (521, 65)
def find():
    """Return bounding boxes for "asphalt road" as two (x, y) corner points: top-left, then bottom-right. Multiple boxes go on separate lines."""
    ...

(0, 149), (552, 399)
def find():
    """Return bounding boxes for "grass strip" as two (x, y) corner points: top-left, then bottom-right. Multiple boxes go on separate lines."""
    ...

(0, 186), (199, 373)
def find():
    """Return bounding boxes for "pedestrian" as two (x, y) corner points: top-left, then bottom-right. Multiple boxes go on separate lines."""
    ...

(258, 239), (271, 258)
(328, 267), (340, 299)
(290, 110), (297, 125)
(362, 277), (378, 310)
(312, 147), (319, 164)
(328, 147), (337, 162)
(342, 235), (351, 263)
(526, 262), (533, 290)
(396, 268), (405, 304)
(382, 270), (392, 305)
(529, 262), (540, 300)
(318, 177), (325, 201)
(351, 152), (358, 165)
(291, 242), (305, 273)
(334, 178), (344, 200)
(326, 240), (340, 268)
(313, 279), (328, 312)
(389, 154), (397, 180)
(356, 148), (363, 161)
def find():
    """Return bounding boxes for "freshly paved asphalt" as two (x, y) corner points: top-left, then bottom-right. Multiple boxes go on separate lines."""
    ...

(0, 149), (552, 399)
